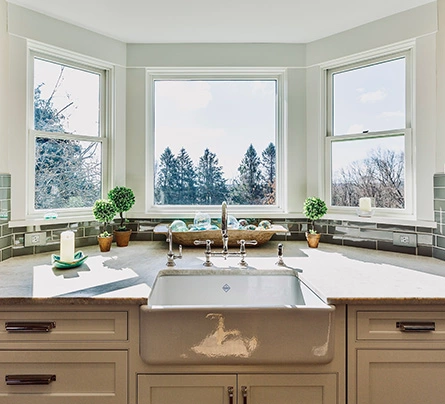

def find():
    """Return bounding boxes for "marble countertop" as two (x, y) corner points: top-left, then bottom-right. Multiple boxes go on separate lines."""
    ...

(0, 240), (444, 305)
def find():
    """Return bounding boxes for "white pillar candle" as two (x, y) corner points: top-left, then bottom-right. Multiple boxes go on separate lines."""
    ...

(359, 197), (372, 212)
(60, 230), (75, 262)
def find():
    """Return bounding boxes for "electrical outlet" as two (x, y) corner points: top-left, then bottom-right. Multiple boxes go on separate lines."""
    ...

(393, 232), (417, 247)
(24, 232), (47, 247)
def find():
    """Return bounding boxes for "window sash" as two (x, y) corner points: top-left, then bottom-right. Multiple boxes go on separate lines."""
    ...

(325, 51), (413, 215)
(28, 51), (109, 217)
(146, 68), (287, 215)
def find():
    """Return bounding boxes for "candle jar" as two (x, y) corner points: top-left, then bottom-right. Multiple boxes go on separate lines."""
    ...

(357, 197), (375, 218)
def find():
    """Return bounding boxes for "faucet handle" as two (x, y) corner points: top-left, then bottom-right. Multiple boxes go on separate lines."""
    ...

(237, 239), (258, 247)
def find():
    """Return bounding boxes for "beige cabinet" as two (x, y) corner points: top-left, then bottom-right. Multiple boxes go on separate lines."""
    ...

(138, 373), (337, 404)
(0, 306), (129, 404)
(349, 306), (445, 404)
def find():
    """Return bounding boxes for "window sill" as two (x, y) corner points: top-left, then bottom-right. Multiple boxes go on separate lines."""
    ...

(8, 215), (96, 229)
(324, 213), (437, 229)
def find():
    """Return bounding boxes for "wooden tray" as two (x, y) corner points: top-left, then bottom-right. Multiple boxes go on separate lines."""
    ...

(154, 224), (288, 247)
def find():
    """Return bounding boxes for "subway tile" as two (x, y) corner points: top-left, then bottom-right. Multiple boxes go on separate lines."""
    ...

(434, 188), (445, 199)
(360, 228), (393, 241)
(417, 233), (433, 246)
(0, 235), (12, 249)
(35, 244), (60, 254)
(433, 246), (445, 261)
(333, 226), (361, 238)
(1, 247), (12, 261)
(416, 226), (433, 234)
(0, 188), (10, 200)
(434, 174), (445, 187)
(377, 223), (416, 232)
(434, 200), (445, 211)
(343, 238), (377, 250)
(378, 241), (416, 255)
(437, 235), (445, 249)
(320, 234), (343, 245)
(418, 245), (433, 257)
(12, 246), (34, 257)
(0, 174), (11, 187)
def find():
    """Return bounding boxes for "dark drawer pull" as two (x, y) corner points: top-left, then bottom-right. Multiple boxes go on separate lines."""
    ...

(5, 322), (56, 333)
(5, 374), (56, 385)
(397, 321), (436, 332)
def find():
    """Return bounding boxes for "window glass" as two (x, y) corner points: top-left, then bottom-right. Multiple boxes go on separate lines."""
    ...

(34, 58), (100, 136)
(328, 55), (409, 210)
(32, 56), (103, 211)
(333, 58), (405, 135)
(153, 80), (277, 206)
(331, 135), (405, 208)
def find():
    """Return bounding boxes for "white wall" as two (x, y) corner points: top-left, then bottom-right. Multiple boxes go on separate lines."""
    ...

(126, 44), (307, 216)
(7, 4), (127, 222)
(305, 2), (438, 222)
(437, 0), (445, 173)
(3, 1), (440, 223)
(0, 0), (8, 173)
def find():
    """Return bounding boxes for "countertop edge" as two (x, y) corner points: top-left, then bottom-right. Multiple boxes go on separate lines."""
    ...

(0, 297), (148, 305)
(327, 297), (445, 305)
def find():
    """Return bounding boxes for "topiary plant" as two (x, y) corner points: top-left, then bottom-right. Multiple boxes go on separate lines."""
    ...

(93, 199), (117, 237)
(303, 197), (328, 234)
(108, 186), (136, 230)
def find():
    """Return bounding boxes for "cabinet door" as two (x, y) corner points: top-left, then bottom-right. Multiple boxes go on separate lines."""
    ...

(357, 350), (445, 404)
(138, 374), (237, 404)
(239, 374), (337, 404)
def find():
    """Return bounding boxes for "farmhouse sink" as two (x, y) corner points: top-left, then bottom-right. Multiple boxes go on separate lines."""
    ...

(140, 269), (335, 365)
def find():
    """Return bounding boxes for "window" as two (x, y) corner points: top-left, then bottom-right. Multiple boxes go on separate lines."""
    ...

(30, 53), (107, 214)
(149, 71), (283, 211)
(326, 53), (412, 213)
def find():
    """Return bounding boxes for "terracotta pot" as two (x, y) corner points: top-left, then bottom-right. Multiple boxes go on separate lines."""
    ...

(114, 229), (132, 247)
(97, 235), (113, 252)
(305, 232), (321, 248)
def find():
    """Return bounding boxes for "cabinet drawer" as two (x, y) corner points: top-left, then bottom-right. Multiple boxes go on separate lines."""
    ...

(356, 311), (445, 341)
(0, 311), (127, 342)
(0, 350), (127, 404)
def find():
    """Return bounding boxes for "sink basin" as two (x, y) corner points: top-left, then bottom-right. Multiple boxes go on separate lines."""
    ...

(140, 269), (335, 365)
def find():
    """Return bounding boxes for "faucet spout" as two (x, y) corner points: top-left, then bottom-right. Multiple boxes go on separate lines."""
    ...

(221, 201), (229, 256)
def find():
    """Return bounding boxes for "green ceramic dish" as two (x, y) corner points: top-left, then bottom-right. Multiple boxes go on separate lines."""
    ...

(51, 251), (88, 269)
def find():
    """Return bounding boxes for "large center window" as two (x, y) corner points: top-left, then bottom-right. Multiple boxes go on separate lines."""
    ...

(326, 52), (412, 214)
(151, 73), (281, 209)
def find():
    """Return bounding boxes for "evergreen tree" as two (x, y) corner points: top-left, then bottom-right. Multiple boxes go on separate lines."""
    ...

(261, 142), (276, 204)
(155, 147), (180, 204)
(231, 144), (264, 205)
(34, 73), (101, 210)
(196, 148), (228, 205)
(176, 147), (197, 204)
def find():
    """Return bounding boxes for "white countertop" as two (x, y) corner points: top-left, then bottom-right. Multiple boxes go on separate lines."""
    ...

(0, 241), (444, 305)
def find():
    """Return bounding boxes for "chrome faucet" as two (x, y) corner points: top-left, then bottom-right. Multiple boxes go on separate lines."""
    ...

(166, 225), (182, 267)
(194, 201), (257, 267)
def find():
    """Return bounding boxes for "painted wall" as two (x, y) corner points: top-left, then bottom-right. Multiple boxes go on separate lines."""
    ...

(305, 2), (438, 222)
(3, 2), (440, 224)
(437, 0), (445, 173)
(0, 0), (8, 173)
(7, 4), (127, 222)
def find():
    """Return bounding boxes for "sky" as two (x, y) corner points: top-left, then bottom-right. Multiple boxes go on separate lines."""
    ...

(154, 80), (276, 180)
(331, 57), (406, 176)
(34, 57), (100, 137)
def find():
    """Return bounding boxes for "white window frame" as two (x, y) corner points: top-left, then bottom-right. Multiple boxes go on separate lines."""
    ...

(27, 46), (112, 220)
(324, 49), (414, 218)
(145, 68), (287, 217)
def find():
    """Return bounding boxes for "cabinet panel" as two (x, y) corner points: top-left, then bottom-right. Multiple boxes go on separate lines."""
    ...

(0, 350), (127, 404)
(357, 350), (445, 404)
(0, 311), (128, 341)
(239, 374), (337, 404)
(356, 311), (445, 341)
(138, 374), (236, 404)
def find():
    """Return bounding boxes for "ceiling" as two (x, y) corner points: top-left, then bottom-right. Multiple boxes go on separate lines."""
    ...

(6, 0), (436, 44)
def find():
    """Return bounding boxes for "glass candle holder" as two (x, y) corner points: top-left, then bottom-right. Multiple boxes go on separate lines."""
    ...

(357, 197), (375, 218)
